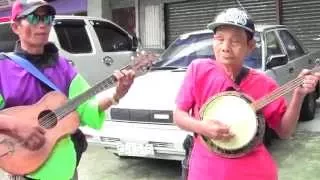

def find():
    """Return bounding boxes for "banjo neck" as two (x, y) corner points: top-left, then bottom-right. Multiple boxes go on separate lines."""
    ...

(251, 65), (320, 111)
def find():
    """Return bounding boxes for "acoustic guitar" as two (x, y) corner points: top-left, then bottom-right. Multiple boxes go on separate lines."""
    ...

(0, 51), (158, 175)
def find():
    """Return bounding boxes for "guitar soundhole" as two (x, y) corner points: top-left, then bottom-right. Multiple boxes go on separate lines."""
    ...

(38, 110), (58, 129)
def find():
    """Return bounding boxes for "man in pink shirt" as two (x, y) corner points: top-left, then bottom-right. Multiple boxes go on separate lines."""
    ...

(174, 8), (320, 180)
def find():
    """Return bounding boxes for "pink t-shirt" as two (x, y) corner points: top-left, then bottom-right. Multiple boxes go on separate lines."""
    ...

(176, 58), (287, 180)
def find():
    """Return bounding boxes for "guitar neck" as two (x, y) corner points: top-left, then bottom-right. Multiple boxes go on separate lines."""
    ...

(251, 63), (320, 111)
(53, 51), (158, 119)
(55, 74), (118, 118)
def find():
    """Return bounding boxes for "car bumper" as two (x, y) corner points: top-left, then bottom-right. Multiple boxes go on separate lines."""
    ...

(80, 121), (190, 161)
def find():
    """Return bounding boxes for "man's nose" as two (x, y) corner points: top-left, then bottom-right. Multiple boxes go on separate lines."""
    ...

(221, 40), (231, 52)
(37, 21), (50, 29)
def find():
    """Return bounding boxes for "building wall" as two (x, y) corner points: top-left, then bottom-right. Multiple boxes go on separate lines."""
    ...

(87, 0), (112, 19)
(138, 0), (187, 50)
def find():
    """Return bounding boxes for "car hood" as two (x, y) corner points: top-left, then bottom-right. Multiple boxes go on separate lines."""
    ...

(111, 70), (186, 110)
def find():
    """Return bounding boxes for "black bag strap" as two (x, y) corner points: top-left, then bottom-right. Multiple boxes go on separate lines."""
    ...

(234, 66), (249, 85)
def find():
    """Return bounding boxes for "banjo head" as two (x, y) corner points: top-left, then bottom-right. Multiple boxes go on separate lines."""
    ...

(200, 91), (265, 158)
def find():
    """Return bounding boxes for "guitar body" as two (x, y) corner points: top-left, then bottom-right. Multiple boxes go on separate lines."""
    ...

(0, 91), (80, 175)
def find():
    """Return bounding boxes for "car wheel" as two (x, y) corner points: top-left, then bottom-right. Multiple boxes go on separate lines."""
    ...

(299, 91), (317, 121)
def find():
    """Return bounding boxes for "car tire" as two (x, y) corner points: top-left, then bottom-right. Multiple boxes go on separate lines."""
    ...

(299, 91), (317, 121)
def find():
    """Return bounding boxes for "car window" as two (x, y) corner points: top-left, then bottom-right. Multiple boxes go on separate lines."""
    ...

(54, 19), (92, 54)
(91, 20), (131, 52)
(0, 23), (18, 52)
(154, 32), (213, 68)
(278, 30), (305, 60)
(244, 32), (262, 69)
(265, 31), (283, 60)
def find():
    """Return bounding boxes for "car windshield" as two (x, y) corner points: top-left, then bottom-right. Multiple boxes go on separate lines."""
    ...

(152, 32), (213, 69)
(152, 31), (262, 69)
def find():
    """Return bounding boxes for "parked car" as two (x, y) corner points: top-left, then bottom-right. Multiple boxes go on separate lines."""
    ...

(0, 15), (138, 85)
(83, 24), (320, 161)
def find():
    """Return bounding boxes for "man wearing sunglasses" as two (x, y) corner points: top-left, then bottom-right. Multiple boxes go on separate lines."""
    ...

(1, 0), (136, 180)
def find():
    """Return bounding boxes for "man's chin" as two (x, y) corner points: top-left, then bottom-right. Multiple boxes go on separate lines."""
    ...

(33, 41), (49, 47)
(218, 59), (235, 65)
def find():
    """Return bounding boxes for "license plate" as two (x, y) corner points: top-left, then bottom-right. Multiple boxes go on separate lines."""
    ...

(117, 142), (155, 156)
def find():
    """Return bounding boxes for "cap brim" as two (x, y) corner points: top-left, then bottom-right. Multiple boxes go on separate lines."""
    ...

(17, 4), (56, 18)
(207, 22), (254, 33)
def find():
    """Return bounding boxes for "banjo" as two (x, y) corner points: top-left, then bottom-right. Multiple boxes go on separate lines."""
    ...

(200, 65), (319, 158)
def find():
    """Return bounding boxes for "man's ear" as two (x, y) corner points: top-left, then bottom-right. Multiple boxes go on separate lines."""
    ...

(247, 38), (256, 55)
(11, 22), (20, 36)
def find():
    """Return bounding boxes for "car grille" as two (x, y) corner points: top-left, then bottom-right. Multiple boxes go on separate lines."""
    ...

(110, 108), (173, 124)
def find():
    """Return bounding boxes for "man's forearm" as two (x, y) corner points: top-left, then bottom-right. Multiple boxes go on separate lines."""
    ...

(98, 97), (114, 112)
(173, 108), (204, 135)
(278, 91), (305, 138)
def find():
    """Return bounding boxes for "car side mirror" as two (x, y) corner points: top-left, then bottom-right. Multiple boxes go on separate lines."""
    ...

(266, 54), (288, 69)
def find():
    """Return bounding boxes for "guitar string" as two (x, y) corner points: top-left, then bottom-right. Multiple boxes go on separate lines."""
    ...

(38, 53), (158, 127)
(253, 76), (304, 109)
(253, 64), (320, 110)
(38, 59), (155, 127)
(38, 62), (149, 127)
(38, 76), (117, 127)
(255, 64), (320, 109)
(253, 78), (303, 110)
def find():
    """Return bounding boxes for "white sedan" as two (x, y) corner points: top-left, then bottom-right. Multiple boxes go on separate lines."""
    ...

(81, 25), (320, 160)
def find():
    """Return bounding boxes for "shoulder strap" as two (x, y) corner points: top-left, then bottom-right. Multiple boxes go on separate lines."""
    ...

(4, 52), (61, 92)
(234, 66), (249, 85)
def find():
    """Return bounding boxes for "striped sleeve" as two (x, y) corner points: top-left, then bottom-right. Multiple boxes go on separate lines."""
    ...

(68, 74), (105, 129)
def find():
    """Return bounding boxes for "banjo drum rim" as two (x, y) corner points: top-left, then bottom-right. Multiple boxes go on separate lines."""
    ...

(199, 91), (265, 158)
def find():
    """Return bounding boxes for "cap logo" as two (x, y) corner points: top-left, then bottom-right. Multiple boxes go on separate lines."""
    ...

(216, 8), (248, 26)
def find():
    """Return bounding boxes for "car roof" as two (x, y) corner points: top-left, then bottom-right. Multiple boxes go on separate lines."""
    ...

(54, 15), (113, 22)
(0, 15), (129, 36)
(178, 24), (288, 37)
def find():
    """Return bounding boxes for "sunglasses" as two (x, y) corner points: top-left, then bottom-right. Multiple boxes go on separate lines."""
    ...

(20, 14), (55, 25)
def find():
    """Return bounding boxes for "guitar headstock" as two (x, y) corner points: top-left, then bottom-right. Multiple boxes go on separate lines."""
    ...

(128, 50), (159, 76)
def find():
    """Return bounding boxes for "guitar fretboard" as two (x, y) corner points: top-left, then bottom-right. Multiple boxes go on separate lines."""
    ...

(54, 75), (117, 119)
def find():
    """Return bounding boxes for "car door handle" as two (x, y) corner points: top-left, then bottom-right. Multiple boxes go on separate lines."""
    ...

(289, 67), (294, 73)
(102, 56), (114, 66)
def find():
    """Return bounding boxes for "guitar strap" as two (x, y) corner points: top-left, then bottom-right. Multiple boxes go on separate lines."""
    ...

(4, 52), (61, 92)
(234, 66), (249, 85)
